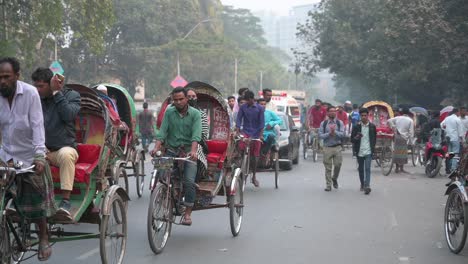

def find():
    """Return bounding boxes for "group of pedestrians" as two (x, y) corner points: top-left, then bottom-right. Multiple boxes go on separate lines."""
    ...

(306, 99), (378, 194)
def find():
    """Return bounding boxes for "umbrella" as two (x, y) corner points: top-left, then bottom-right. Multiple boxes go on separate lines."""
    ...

(440, 106), (454, 114)
(410, 107), (428, 117)
(440, 105), (454, 122)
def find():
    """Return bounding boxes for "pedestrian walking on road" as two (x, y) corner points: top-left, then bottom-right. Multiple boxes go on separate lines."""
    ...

(319, 106), (345, 191)
(138, 102), (155, 152)
(351, 108), (377, 194)
(387, 108), (414, 173)
(441, 108), (464, 173)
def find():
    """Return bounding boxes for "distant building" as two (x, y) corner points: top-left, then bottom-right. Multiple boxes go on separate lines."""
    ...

(255, 3), (318, 56)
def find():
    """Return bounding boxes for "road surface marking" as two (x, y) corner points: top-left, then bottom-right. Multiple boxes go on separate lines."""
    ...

(399, 256), (411, 263)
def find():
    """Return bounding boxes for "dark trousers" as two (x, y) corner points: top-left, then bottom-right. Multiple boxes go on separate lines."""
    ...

(357, 155), (372, 187)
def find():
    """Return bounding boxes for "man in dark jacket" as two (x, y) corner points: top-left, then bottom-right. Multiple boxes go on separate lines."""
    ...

(351, 108), (377, 195)
(32, 68), (81, 217)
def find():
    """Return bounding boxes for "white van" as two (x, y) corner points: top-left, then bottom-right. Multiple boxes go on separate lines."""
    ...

(275, 97), (301, 128)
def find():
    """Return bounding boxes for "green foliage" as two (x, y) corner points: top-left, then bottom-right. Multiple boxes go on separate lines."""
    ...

(296, 0), (468, 107)
(1, 0), (289, 101)
(0, 0), (114, 79)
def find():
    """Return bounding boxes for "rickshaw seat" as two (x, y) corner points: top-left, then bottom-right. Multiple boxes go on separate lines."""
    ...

(206, 140), (228, 168)
(50, 144), (101, 185)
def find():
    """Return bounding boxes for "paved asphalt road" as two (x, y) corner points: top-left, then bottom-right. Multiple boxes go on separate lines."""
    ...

(41, 149), (468, 264)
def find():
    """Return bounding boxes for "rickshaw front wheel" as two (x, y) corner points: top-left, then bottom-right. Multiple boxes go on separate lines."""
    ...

(445, 188), (468, 254)
(147, 184), (172, 255)
(100, 193), (127, 264)
(229, 173), (244, 237)
(274, 152), (279, 189)
(134, 151), (145, 198)
(0, 214), (11, 264)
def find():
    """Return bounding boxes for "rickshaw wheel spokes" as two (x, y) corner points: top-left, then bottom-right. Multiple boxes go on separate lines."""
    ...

(274, 152), (279, 189)
(0, 215), (11, 264)
(100, 194), (127, 264)
(229, 175), (244, 237)
(147, 184), (171, 255)
(445, 188), (468, 254)
(135, 152), (145, 198)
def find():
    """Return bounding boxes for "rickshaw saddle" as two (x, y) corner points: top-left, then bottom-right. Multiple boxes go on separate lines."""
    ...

(206, 140), (228, 168)
(50, 144), (101, 185)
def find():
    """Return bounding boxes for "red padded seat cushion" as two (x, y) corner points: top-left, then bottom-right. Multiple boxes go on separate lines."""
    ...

(207, 140), (228, 154)
(206, 140), (228, 168)
(77, 144), (101, 164)
(51, 144), (101, 185)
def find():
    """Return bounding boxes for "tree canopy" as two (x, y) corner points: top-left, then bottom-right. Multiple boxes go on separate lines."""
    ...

(1, 0), (292, 101)
(296, 0), (468, 107)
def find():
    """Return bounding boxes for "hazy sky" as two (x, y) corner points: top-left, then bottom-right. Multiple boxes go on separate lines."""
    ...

(221, 0), (320, 16)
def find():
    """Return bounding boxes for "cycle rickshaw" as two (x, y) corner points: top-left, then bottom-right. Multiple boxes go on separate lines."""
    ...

(92, 84), (146, 198)
(409, 106), (429, 166)
(0, 84), (129, 264)
(148, 82), (243, 254)
(444, 142), (468, 254)
(362, 101), (395, 176)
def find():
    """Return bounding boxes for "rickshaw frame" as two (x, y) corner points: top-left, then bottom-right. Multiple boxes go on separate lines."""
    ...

(93, 83), (146, 198)
(0, 84), (129, 264)
(147, 81), (244, 255)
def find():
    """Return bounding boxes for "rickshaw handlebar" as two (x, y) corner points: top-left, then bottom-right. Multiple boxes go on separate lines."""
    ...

(151, 156), (197, 165)
(234, 135), (263, 143)
(0, 165), (36, 175)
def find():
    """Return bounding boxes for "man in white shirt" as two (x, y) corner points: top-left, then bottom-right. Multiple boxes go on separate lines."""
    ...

(441, 108), (464, 172)
(387, 108), (414, 173)
(460, 107), (468, 140)
(0, 57), (55, 261)
(262, 88), (277, 112)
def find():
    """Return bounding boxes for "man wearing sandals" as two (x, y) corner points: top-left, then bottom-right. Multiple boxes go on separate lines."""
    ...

(32, 67), (81, 220)
(0, 57), (56, 261)
(236, 90), (265, 187)
(151, 87), (201, 226)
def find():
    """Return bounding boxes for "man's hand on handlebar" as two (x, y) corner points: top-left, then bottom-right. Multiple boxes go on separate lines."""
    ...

(33, 160), (45, 175)
(189, 150), (198, 161)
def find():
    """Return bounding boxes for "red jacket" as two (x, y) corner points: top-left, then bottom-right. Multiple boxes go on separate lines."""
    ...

(308, 106), (327, 128)
(337, 111), (349, 126)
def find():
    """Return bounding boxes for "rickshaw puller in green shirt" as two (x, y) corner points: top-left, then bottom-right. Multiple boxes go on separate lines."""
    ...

(151, 87), (201, 226)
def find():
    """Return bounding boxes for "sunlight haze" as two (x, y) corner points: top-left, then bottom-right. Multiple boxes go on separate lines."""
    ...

(221, 0), (320, 15)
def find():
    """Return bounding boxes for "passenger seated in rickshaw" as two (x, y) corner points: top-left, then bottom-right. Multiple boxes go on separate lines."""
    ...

(151, 87), (202, 226)
(32, 68), (81, 218)
(257, 98), (282, 154)
(95, 85), (129, 137)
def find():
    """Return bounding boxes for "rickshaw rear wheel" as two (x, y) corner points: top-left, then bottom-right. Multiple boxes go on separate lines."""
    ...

(117, 166), (129, 196)
(380, 145), (394, 176)
(147, 184), (172, 255)
(0, 215), (11, 264)
(410, 146), (417, 167)
(229, 174), (244, 237)
(100, 194), (127, 264)
(134, 151), (145, 198)
(274, 152), (279, 189)
(445, 188), (468, 254)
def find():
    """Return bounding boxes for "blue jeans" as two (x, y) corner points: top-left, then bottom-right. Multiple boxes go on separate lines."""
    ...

(141, 134), (153, 149)
(166, 149), (198, 207)
(448, 141), (461, 172)
(357, 155), (372, 187)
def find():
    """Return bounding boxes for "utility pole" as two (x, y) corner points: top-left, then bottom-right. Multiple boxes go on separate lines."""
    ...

(54, 37), (57, 61)
(177, 52), (180, 76)
(260, 71), (263, 91)
(1, 0), (7, 41)
(234, 58), (238, 94)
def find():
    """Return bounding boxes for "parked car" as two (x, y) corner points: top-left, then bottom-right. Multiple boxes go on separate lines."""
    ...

(276, 112), (301, 170)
